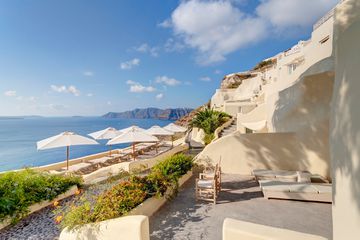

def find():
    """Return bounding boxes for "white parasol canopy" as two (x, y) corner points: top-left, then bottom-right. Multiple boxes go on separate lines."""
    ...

(118, 125), (145, 134)
(37, 131), (99, 170)
(88, 127), (121, 156)
(146, 125), (174, 136)
(88, 127), (120, 140)
(164, 123), (187, 133)
(107, 126), (159, 160)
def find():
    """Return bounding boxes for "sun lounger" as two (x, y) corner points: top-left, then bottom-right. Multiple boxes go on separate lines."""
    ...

(88, 156), (111, 165)
(253, 169), (299, 182)
(62, 162), (92, 173)
(259, 180), (332, 203)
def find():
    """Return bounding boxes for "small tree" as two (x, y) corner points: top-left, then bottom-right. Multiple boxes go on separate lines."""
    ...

(190, 107), (230, 144)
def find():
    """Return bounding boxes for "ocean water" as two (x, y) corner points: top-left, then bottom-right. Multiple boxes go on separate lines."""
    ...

(0, 117), (172, 172)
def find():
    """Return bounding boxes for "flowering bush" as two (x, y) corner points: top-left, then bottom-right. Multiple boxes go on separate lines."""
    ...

(60, 154), (193, 229)
(0, 169), (81, 224)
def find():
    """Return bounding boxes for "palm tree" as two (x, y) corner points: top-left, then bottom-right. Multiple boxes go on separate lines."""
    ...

(190, 107), (230, 144)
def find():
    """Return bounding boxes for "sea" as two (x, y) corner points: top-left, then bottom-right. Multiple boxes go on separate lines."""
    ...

(0, 117), (172, 172)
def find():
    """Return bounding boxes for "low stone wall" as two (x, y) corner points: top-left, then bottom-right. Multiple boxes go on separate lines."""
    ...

(128, 144), (189, 173)
(59, 215), (150, 240)
(128, 170), (193, 217)
(213, 117), (234, 142)
(0, 185), (78, 230)
(33, 148), (126, 172)
(82, 143), (189, 185)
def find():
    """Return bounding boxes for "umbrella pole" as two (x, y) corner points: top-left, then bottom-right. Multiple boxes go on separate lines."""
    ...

(132, 143), (136, 161)
(66, 146), (69, 170)
(109, 145), (112, 157)
(172, 135), (174, 147)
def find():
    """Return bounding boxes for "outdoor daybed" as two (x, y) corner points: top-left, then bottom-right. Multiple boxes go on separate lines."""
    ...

(259, 180), (332, 203)
(252, 169), (329, 183)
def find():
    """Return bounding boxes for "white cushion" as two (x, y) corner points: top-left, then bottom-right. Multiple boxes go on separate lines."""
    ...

(297, 171), (312, 183)
(198, 180), (214, 188)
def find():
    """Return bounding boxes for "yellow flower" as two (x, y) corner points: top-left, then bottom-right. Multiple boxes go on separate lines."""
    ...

(53, 201), (59, 207)
(75, 189), (81, 195)
(55, 215), (63, 224)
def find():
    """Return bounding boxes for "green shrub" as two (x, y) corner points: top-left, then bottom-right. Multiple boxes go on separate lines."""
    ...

(0, 169), (81, 223)
(204, 133), (215, 145)
(190, 107), (230, 144)
(60, 154), (193, 229)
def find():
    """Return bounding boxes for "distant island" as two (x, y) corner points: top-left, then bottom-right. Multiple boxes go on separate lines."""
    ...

(0, 115), (43, 120)
(102, 108), (193, 120)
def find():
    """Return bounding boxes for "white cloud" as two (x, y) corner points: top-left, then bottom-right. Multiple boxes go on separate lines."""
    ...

(163, 0), (337, 65)
(107, 101), (112, 105)
(158, 19), (172, 28)
(126, 80), (156, 93)
(87, 93), (94, 97)
(51, 85), (67, 93)
(256, 0), (338, 29)
(130, 84), (156, 93)
(155, 76), (181, 86)
(4, 90), (17, 97)
(214, 69), (222, 74)
(155, 93), (164, 100)
(50, 85), (80, 96)
(164, 38), (186, 52)
(83, 71), (94, 77)
(200, 76), (211, 82)
(120, 58), (140, 70)
(68, 85), (80, 96)
(134, 43), (159, 57)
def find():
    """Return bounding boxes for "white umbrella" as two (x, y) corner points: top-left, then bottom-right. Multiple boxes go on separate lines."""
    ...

(107, 126), (158, 160)
(164, 123), (187, 133)
(88, 127), (120, 139)
(118, 125), (145, 134)
(88, 127), (120, 156)
(146, 125), (174, 152)
(163, 123), (187, 146)
(146, 125), (174, 136)
(37, 131), (99, 170)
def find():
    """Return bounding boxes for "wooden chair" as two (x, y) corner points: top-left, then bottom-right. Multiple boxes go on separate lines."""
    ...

(195, 162), (222, 204)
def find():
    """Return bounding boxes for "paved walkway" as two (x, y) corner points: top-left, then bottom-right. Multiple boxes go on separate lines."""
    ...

(150, 174), (332, 240)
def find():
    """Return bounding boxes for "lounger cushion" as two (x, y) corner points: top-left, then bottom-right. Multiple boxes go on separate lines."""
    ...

(260, 181), (332, 202)
(253, 169), (298, 182)
(198, 180), (214, 188)
(297, 171), (311, 183)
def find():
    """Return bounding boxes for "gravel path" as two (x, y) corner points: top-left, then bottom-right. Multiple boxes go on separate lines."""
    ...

(0, 198), (69, 240)
(0, 176), (125, 240)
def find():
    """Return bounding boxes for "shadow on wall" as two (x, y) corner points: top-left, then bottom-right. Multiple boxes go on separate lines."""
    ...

(331, 0), (360, 211)
(235, 132), (310, 173)
(271, 57), (335, 179)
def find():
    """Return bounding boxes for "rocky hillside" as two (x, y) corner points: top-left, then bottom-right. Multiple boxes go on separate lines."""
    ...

(102, 108), (193, 120)
(220, 72), (255, 89)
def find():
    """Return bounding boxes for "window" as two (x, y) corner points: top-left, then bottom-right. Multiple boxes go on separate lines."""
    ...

(320, 35), (330, 44)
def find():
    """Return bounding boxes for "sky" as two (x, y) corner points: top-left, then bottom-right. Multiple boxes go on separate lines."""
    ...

(0, 0), (338, 116)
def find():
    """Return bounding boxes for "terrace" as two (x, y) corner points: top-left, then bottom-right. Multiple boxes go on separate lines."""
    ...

(150, 174), (332, 240)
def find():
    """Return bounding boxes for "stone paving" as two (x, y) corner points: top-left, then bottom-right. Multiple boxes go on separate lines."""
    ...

(150, 174), (332, 240)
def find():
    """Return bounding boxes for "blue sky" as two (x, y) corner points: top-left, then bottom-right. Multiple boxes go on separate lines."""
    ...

(0, 0), (338, 116)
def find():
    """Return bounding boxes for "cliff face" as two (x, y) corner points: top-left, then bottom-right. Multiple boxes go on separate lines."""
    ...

(220, 72), (255, 89)
(102, 108), (193, 120)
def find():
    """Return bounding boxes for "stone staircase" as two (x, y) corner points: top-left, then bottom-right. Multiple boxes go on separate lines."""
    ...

(219, 119), (237, 138)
